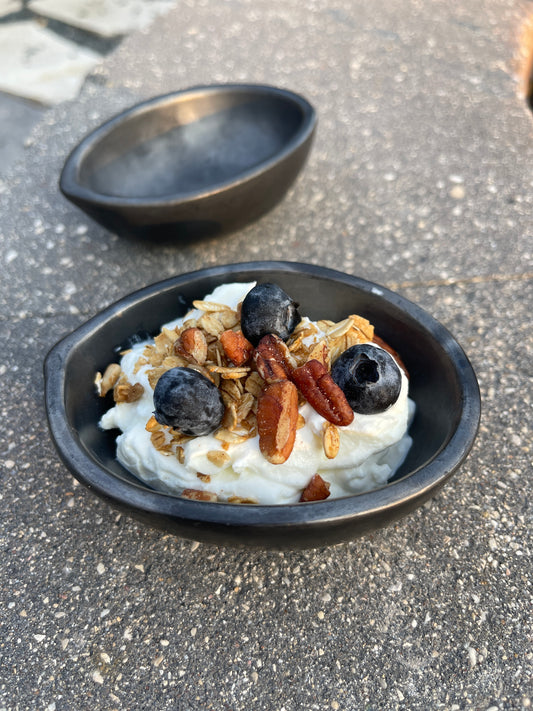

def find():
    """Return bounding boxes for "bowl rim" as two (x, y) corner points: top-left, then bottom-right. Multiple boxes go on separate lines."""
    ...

(59, 83), (317, 207)
(44, 261), (481, 527)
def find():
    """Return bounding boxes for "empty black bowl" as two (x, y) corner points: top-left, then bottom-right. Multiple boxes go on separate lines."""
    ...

(44, 262), (480, 549)
(59, 85), (316, 239)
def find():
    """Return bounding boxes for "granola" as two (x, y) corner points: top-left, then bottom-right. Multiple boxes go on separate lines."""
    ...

(98, 282), (413, 504)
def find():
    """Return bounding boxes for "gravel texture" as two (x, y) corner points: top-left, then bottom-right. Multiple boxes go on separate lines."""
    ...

(0, 0), (532, 709)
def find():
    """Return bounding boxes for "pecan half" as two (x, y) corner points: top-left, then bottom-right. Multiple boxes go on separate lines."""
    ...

(253, 334), (293, 383)
(291, 359), (354, 426)
(300, 474), (331, 502)
(173, 327), (208, 364)
(257, 380), (299, 464)
(220, 329), (254, 366)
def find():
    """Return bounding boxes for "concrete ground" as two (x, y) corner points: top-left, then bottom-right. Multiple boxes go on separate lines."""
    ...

(0, 1), (532, 709)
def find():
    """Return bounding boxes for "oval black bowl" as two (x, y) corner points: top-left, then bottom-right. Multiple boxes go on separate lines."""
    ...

(59, 85), (316, 239)
(44, 262), (480, 549)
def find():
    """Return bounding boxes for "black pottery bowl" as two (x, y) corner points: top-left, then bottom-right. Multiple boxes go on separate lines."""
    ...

(59, 85), (316, 239)
(44, 262), (480, 549)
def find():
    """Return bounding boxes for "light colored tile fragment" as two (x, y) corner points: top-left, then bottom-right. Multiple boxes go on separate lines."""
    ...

(0, 1), (22, 18)
(28, 0), (176, 38)
(0, 21), (101, 104)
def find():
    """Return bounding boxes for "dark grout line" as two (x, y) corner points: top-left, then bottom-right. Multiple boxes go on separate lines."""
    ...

(0, 6), (122, 55)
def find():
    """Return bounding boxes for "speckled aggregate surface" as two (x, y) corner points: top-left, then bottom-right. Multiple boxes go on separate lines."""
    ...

(0, 1), (532, 709)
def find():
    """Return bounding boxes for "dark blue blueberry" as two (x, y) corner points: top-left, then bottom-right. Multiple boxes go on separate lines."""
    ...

(153, 367), (224, 436)
(331, 343), (402, 415)
(240, 283), (301, 345)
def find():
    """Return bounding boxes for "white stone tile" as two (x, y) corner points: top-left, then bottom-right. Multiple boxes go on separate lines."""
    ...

(0, 21), (101, 104)
(0, 0), (22, 18)
(28, 0), (176, 38)
(0, 0), (21, 15)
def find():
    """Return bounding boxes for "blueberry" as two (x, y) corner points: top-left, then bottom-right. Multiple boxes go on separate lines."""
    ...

(240, 283), (301, 345)
(331, 343), (402, 415)
(153, 367), (224, 436)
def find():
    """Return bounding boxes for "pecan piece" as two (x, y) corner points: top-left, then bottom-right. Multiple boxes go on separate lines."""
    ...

(253, 334), (293, 383)
(291, 359), (354, 426)
(300, 474), (331, 502)
(373, 334), (409, 378)
(173, 327), (208, 365)
(220, 329), (254, 366)
(257, 380), (299, 464)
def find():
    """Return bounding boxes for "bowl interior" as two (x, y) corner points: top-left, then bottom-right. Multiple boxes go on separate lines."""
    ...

(77, 90), (308, 200)
(61, 267), (465, 496)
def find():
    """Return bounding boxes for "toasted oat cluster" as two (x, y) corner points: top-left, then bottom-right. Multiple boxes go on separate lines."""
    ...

(95, 294), (380, 502)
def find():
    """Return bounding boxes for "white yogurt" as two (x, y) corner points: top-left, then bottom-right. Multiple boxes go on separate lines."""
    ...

(100, 282), (414, 504)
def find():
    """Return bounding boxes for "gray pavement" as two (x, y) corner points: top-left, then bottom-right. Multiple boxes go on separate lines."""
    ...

(1, 1), (532, 709)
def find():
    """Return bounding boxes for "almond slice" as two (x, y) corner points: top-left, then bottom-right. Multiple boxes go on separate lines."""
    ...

(322, 422), (340, 459)
(181, 488), (218, 502)
(192, 300), (232, 312)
